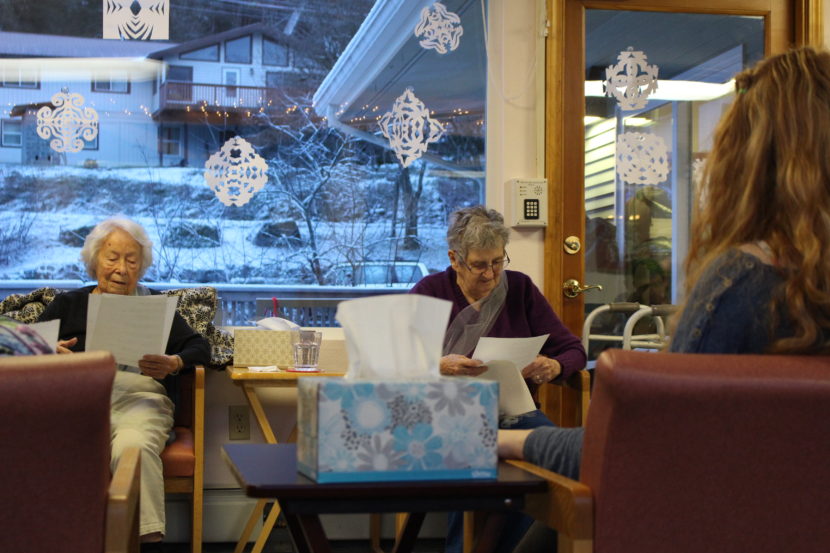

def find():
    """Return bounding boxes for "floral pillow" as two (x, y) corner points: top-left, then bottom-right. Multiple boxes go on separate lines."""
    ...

(162, 287), (234, 368)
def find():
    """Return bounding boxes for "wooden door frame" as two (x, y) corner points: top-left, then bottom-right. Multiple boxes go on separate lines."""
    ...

(543, 0), (821, 334)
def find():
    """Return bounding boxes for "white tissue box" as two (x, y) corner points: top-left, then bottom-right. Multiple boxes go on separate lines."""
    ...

(296, 378), (499, 483)
(233, 329), (294, 367)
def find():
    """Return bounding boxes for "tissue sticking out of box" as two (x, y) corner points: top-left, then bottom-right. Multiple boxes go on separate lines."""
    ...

(256, 317), (300, 331)
(336, 294), (451, 381)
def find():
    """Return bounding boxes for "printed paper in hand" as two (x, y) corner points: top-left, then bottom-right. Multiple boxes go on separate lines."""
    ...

(24, 319), (60, 353)
(86, 294), (178, 368)
(472, 335), (549, 416)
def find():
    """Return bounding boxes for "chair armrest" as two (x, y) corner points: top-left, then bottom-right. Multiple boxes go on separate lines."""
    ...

(106, 446), (141, 553)
(506, 459), (593, 540)
(194, 365), (205, 479)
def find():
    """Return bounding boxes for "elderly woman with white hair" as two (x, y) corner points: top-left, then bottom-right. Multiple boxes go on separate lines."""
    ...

(38, 216), (210, 552)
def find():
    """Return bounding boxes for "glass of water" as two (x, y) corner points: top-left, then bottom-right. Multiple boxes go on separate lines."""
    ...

(291, 330), (322, 372)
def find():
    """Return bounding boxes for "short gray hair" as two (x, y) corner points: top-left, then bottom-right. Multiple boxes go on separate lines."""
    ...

(446, 205), (510, 257)
(80, 217), (153, 279)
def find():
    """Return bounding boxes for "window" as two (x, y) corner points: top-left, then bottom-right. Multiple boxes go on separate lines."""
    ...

(180, 44), (219, 61)
(0, 1), (485, 325)
(1, 67), (38, 88)
(225, 35), (252, 64)
(263, 38), (289, 67)
(92, 72), (130, 93)
(1, 120), (22, 147)
(160, 126), (182, 157)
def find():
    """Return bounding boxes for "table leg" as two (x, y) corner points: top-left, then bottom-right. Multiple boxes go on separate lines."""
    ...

(232, 499), (266, 553)
(468, 512), (507, 553)
(242, 384), (277, 444)
(389, 512), (426, 553)
(250, 500), (282, 553)
(285, 513), (333, 553)
(235, 384), (281, 552)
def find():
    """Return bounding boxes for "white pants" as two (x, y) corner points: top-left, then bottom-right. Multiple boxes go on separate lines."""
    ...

(111, 371), (174, 537)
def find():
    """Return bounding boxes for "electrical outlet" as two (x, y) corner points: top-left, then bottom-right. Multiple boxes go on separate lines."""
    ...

(228, 405), (250, 440)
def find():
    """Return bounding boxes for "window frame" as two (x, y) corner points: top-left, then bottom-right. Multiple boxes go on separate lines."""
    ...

(224, 34), (252, 64)
(1, 119), (23, 148)
(179, 43), (220, 62)
(1, 67), (39, 89)
(262, 37), (290, 68)
(91, 72), (131, 94)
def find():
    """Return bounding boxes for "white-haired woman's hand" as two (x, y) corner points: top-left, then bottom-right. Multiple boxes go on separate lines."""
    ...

(521, 355), (561, 384)
(440, 353), (488, 376)
(138, 353), (183, 379)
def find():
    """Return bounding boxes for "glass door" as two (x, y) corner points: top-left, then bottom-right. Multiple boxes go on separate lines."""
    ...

(545, 0), (798, 361)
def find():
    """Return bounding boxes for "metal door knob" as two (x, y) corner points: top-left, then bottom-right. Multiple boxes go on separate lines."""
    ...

(562, 278), (603, 298)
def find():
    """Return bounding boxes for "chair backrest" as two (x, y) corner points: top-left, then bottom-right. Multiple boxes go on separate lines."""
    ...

(0, 351), (116, 553)
(582, 349), (830, 553)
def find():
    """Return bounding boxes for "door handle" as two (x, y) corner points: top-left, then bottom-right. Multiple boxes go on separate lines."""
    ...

(562, 279), (603, 298)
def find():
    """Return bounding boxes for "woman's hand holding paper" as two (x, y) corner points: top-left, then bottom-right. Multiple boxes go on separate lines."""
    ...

(138, 353), (182, 379)
(440, 353), (488, 376)
(521, 355), (561, 384)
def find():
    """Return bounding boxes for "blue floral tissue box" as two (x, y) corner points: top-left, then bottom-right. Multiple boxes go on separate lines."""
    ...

(296, 378), (499, 483)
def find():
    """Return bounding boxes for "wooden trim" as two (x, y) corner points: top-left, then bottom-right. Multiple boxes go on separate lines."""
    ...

(192, 365), (205, 553)
(544, 0), (567, 317)
(794, 0), (823, 46)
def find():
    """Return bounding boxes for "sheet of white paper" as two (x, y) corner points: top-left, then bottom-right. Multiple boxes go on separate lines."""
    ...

(472, 335), (550, 417)
(23, 319), (59, 353)
(86, 294), (178, 368)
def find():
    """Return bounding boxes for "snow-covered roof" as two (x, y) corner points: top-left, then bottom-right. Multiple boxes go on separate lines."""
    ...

(0, 30), (174, 58)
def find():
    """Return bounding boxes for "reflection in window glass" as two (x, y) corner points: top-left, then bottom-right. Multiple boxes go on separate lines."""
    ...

(180, 44), (220, 62)
(0, 0), (486, 323)
(263, 38), (289, 67)
(225, 35), (252, 64)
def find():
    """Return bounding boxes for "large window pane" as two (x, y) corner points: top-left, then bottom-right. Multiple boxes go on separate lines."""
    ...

(0, 0), (486, 324)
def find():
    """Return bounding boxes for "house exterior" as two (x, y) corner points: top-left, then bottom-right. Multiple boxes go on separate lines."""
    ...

(0, 23), (314, 169)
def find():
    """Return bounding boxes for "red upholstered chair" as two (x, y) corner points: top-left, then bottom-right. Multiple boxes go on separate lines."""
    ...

(0, 351), (140, 553)
(161, 365), (205, 553)
(513, 349), (830, 553)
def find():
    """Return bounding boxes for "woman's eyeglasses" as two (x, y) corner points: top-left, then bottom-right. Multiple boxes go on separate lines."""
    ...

(455, 252), (510, 275)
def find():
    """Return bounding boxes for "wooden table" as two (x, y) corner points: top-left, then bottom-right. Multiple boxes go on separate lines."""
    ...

(225, 366), (344, 553)
(223, 443), (548, 553)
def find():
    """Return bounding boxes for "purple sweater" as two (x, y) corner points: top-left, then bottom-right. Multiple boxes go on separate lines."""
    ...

(410, 268), (586, 382)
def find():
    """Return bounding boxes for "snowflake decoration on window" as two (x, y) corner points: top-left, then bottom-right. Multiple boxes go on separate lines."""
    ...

(616, 132), (670, 185)
(36, 90), (99, 153)
(414, 2), (463, 54)
(103, 0), (169, 40)
(379, 88), (445, 168)
(204, 136), (268, 207)
(604, 47), (659, 111)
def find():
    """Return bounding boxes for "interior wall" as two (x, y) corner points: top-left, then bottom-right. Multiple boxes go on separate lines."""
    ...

(485, 0), (547, 285)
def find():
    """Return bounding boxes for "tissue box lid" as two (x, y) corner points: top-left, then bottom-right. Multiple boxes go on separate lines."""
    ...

(233, 328), (294, 367)
(296, 378), (499, 483)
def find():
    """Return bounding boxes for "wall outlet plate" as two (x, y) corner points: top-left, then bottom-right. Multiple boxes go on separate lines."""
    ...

(228, 405), (250, 440)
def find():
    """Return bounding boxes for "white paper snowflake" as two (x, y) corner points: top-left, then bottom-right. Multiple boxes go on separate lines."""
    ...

(414, 2), (463, 54)
(379, 88), (445, 168)
(616, 132), (670, 185)
(103, 0), (169, 40)
(36, 90), (99, 154)
(604, 47), (659, 111)
(204, 136), (268, 207)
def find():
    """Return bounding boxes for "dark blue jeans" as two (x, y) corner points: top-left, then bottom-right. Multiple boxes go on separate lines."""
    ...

(444, 409), (556, 553)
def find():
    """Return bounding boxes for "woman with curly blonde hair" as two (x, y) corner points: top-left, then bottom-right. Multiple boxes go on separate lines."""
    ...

(670, 46), (830, 354)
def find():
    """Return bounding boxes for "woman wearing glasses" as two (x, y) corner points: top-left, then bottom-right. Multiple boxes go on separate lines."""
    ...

(410, 205), (586, 553)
